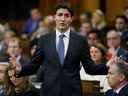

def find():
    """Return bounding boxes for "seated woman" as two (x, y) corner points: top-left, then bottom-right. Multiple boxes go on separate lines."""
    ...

(4, 65), (39, 96)
(80, 43), (110, 92)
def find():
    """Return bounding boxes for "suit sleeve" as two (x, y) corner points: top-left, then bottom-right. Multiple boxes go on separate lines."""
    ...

(18, 39), (45, 77)
(80, 38), (108, 75)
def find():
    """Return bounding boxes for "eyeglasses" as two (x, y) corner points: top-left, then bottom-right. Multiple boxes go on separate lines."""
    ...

(8, 45), (20, 48)
(88, 37), (97, 40)
(107, 37), (119, 40)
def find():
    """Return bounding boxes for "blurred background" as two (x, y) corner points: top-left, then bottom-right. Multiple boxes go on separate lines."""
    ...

(0, 0), (128, 21)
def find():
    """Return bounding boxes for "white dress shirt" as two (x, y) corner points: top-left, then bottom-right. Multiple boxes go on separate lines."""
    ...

(56, 28), (70, 57)
(115, 83), (128, 94)
(80, 66), (110, 92)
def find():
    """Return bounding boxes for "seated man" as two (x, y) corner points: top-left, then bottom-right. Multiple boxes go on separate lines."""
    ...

(106, 53), (128, 96)
(106, 30), (126, 60)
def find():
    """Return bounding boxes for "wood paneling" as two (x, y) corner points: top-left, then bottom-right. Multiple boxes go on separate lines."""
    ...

(38, 0), (79, 16)
(39, 0), (58, 16)
(79, 0), (100, 14)
(106, 0), (128, 22)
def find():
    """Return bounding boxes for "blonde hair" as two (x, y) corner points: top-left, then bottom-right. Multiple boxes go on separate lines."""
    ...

(92, 9), (106, 29)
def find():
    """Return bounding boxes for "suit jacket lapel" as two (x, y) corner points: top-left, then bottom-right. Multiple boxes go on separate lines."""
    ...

(119, 84), (128, 95)
(50, 32), (61, 66)
(64, 32), (75, 65)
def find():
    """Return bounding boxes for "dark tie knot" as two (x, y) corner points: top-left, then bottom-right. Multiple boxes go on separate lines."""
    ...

(59, 34), (65, 39)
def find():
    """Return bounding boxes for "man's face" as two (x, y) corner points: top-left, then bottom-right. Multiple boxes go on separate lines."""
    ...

(54, 8), (73, 32)
(115, 18), (125, 31)
(87, 33), (98, 46)
(107, 64), (122, 89)
(0, 65), (7, 84)
(107, 31), (121, 48)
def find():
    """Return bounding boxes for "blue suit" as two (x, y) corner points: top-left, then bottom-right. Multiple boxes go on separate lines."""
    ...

(106, 84), (128, 96)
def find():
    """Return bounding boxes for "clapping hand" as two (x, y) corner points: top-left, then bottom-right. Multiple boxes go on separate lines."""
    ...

(108, 47), (117, 58)
(9, 55), (21, 72)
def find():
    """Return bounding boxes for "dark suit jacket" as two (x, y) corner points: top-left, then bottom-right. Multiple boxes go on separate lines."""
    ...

(105, 84), (128, 96)
(18, 31), (108, 96)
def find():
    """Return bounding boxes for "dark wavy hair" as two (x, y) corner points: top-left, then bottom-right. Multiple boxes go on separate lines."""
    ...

(55, 3), (74, 16)
(90, 43), (108, 63)
(4, 65), (33, 96)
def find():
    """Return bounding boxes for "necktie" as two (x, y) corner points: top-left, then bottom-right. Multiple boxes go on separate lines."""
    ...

(57, 34), (65, 65)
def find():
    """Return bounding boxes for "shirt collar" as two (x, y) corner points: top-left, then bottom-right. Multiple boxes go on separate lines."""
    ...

(56, 28), (70, 38)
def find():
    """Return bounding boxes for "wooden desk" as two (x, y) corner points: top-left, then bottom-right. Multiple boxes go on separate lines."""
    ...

(81, 80), (101, 96)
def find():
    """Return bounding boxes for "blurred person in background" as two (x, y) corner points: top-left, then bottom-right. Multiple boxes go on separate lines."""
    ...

(87, 30), (101, 46)
(4, 65), (39, 96)
(123, 6), (128, 21)
(43, 15), (55, 32)
(113, 15), (128, 49)
(79, 21), (93, 37)
(0, 24), (5, 38)
(6, 37), (41, 89)
(22, 8), (42, 38)
(0, 63), (8, 96)
(79, 11), (92, 25)
(92, 9), (107, 30)
(30, 20), (49, 41)
(6, 37), (30, 64)
(114, 15), (128, 34)
(0, 31), (15, 58)
(106, 30), (126, 60)
(92, 9), (109, 37)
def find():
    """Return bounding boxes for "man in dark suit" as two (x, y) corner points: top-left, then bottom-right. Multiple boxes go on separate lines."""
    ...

(106, 53), (128, 96)
(10, 4), (108, 96)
